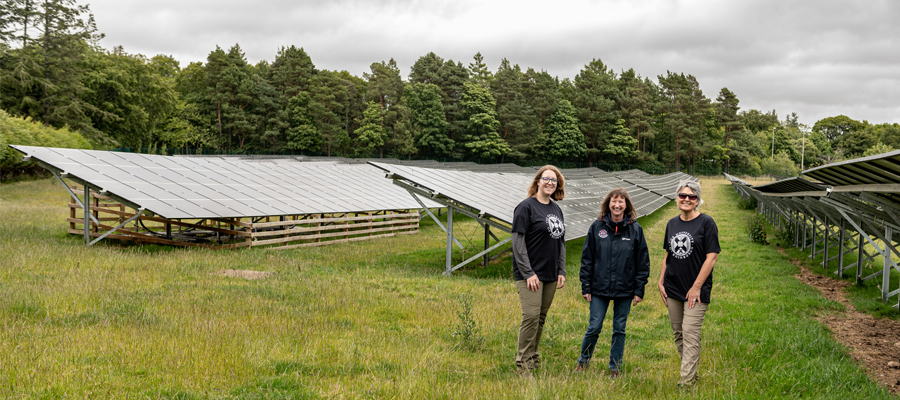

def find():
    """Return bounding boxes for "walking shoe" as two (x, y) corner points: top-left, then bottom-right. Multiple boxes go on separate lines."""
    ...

(574, 362), (586, 373)
(609, 370), (620, 379)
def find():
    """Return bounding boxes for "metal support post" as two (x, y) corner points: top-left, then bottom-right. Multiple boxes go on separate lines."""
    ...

(445, 208), (454, 276)
(837, 218), (845, 277)
(809, 216), (817, 258)
(883, 226), (892, 301)
(822, 216), (830, 267)
(857, 230), (865, 284)
(483, 224), (491, 267)
(802, 213), (808, 249)
(793, 211), (799, 248)
(84, 185), (91, 244)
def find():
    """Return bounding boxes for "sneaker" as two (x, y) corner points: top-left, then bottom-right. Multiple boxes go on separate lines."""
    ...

(609, 370), (620, 379)
(574, 363), (586, 373)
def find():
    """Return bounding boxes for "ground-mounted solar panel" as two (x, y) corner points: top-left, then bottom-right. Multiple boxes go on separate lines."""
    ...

(369, 162), (682, 242)
(11, 145), (441, 249)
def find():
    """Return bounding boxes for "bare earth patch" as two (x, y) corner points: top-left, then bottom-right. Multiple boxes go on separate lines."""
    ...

(214, 269), (274, 280)
(778, 247), (900, 394)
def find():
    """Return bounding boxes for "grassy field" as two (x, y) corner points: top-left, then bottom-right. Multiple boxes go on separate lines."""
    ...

(1, 177), (897, 399)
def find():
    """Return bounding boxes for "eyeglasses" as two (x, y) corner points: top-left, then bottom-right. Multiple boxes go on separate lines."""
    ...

(677, 193), (698, 201)
(540, 177), (558, 184)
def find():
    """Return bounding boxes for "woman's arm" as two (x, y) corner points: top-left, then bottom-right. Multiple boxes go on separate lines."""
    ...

(657, 252), (669, 307)
(512, 232), (540, 292)
(686, 252), (718, 308)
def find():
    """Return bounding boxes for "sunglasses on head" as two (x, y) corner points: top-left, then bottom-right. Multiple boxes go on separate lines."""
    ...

(677, 193), (698, 201)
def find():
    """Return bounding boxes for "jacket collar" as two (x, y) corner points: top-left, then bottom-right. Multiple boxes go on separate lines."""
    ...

(600, 213), (633, 228)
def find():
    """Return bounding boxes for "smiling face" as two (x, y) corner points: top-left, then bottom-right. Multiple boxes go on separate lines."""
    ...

(609, 195), (627, 221)
(677, 187), (698, 213)
(538, 170), (558, 199)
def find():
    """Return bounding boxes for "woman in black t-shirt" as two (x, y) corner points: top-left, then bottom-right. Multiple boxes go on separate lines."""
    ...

(511, 165), (567, 379)
(658, 180), (720, 387)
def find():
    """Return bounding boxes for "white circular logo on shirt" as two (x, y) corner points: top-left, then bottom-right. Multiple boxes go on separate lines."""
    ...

(669, 231), (694, 259)
(546, 214), (565, 239)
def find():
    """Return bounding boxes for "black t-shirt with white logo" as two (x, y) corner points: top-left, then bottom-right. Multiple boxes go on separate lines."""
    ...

(662, 213), (720, 303)
(512, 197), (565, 282)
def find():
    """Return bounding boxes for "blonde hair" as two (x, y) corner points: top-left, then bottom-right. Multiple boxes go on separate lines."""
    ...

(600, 188), (637, 220)
(526, 165), (565, 201)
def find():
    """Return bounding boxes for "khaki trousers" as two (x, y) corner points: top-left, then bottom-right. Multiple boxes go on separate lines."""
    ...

(667, 299), (708, 385)
(515, 280), (557, 371)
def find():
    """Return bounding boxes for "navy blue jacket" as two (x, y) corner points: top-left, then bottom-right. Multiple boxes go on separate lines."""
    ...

(580, 214), (651, 299)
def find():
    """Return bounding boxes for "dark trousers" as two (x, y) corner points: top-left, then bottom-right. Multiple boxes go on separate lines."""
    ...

(577, 296), (632, 371)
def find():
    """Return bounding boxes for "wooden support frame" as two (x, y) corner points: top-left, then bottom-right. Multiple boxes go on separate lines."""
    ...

(64, 185), (420, 250)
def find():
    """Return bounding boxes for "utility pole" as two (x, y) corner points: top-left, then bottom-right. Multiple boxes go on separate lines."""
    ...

(771, 126), (776, 160)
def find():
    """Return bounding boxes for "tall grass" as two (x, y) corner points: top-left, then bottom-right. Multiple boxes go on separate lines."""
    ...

(0, 178), (895, 399)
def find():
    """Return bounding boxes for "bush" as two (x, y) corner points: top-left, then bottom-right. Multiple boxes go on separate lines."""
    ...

(0, 110), (92, 180)
(737, 196), (758, 210)
(775, 218), (795, 245)
(746, 214), (768, 244)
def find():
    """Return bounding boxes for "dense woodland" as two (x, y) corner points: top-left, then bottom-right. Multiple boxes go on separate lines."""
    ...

(2, 1), (899, 176)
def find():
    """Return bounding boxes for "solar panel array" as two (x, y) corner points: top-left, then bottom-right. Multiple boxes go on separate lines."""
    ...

(369, 162), (698, 240)
(11, 145), (437, 219)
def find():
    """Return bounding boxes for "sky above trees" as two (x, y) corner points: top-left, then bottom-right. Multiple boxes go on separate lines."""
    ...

(47, 0), (900, 126)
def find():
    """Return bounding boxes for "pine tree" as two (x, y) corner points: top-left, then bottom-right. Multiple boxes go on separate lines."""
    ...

(459, 82), (508, 159)
(468, 52), (493, 88)
(354, 100), (386, 157)
(602, 119), (638, 163)
(715, 87), (741, 173)
(573, 59), (620, 164)
(405, 83), (451, 157)
(545, 99), (586, 160)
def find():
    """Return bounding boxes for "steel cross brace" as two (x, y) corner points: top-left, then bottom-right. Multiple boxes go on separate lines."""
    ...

(87, 209), (146, 246)
(52, 171), (100, 226)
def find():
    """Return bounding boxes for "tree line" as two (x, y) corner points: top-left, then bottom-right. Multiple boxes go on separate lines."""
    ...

(2, 0), (898, 175)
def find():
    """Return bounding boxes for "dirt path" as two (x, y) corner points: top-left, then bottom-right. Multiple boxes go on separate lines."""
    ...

(778, 247), (900, 394)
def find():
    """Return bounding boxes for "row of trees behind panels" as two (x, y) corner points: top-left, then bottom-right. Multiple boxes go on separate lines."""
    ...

(2, 1), (898, 176)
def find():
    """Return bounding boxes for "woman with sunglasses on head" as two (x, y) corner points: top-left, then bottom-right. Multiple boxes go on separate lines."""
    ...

(658, 181), (720, 387)
(574, 188), (650, 378)
(511, 165), (567, 379)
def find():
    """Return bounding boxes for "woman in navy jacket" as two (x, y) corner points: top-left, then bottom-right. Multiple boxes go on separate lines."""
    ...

(574, 188), (651, 377)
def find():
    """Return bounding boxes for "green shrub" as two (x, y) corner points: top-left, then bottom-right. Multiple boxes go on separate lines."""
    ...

(737, 196), (758, 210)
(746, 213), (768, 244)
(775, 218), (795, 245)
(0, 110), (92, 180)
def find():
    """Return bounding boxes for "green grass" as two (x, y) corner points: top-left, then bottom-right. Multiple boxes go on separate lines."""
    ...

(0, 177), (896, 399)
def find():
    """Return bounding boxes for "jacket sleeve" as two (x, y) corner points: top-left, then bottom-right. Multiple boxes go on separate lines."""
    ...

(580, 223), (595, 295)
(633, 223), (651, 299)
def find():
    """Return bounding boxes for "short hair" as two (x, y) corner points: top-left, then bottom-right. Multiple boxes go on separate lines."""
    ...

(526, 165), (565, 201)
(675, 180), (704, 209)
(600, 188), (638, 220)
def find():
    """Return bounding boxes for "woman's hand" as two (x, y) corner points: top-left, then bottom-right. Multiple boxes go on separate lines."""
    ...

(632, 296), (643, 306)
(526, 275), (540, 292)
(657, 281), (668, 307)
(687, 286), (702, 309)
(556, 275), (566, 289)
(583, 293), (591, 302)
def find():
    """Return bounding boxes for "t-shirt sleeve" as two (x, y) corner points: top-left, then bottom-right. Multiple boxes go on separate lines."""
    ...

(511, 200), (530, 234)
(704, 217), (721, 254)
(662, 221), (670, 251)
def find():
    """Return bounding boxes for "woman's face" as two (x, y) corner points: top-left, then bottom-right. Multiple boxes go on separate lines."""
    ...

(609, 195), (626, 220)
(677, 187), (698, 212)
(538, 170), (558, 197)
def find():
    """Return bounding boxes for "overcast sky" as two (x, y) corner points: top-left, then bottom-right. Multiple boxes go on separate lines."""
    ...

(87, 0), (899, 125)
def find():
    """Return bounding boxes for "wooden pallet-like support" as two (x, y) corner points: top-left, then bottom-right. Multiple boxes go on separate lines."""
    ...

(66, 186), (419, 249)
